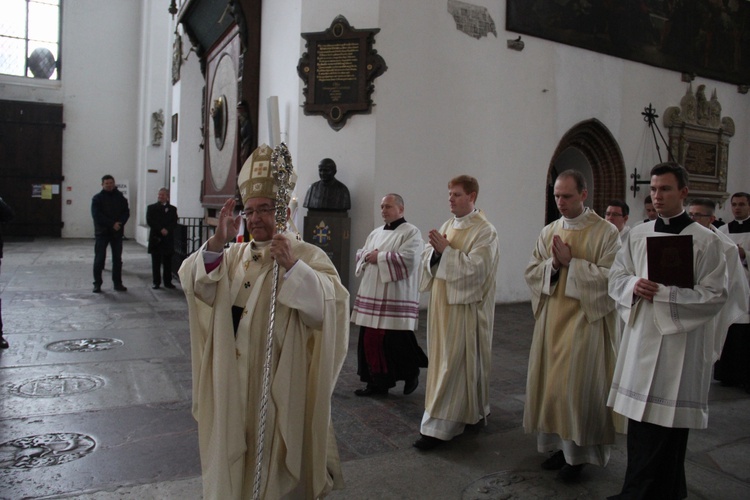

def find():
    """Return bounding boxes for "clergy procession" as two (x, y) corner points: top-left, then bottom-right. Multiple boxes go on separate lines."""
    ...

(176, 143), (747, 500)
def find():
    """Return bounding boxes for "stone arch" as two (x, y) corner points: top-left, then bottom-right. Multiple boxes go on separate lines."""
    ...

(545, 119), (626, 225)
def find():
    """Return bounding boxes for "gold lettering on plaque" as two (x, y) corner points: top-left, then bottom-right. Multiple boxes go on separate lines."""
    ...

(317, 42), (358, 82)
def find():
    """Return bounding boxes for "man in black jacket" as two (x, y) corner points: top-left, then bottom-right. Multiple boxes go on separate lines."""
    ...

(0, 196), (13, 348)
(147, 188), (178, 289)
(91, 175), (130, 293)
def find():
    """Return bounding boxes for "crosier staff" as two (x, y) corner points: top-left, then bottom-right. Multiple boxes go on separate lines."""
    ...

(252, 143), (296, 500)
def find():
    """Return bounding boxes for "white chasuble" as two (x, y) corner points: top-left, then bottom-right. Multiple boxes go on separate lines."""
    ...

(523, 209), (621, 452)
(419, 210), (499, 425)
(179, 234), (349, 500)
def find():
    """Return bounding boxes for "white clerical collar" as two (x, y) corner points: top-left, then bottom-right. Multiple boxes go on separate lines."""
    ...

(658, 210), (685, 225)
(561, 207), (590, 229)
(452, 209), (478, 229)
(735, 215), (750, 224)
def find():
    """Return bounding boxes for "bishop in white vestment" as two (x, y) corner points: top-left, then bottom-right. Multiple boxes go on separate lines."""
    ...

(179, 145), (349, 500)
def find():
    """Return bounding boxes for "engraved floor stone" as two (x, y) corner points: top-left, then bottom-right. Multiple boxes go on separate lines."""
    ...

(0, 433), (96, 469)
(9, 374), (105, 398)
(2, 329), (184, 368)
(462, 470), (587, 500)
(1, 361), (187, 418)
(46, 338), (124, 353)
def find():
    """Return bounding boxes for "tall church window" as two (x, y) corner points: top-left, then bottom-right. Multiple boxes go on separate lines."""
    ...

(0, 0), (61, 80)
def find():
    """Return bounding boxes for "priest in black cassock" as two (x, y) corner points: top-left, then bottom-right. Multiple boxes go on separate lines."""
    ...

(147, 188), (178, 289)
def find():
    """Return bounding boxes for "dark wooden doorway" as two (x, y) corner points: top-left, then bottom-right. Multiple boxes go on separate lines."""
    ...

(0, 100), (64, 237)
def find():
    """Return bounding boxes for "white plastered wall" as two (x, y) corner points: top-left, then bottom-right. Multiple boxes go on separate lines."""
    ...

(257, 0), (749, 302)
(58, 0), (142, 238)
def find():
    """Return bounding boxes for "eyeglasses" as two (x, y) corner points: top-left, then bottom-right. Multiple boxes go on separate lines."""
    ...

(605, 212), (624, 217)
(688, 212), (711, 219)
(240, 207), (276, 219)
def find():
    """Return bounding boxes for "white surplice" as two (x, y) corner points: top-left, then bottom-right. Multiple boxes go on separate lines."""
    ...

(608, 218), (728, 429)
(351, 222), (423, 331)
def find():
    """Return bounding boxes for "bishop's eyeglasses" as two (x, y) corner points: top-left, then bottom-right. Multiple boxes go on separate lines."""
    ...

(240, 206), (276, 220)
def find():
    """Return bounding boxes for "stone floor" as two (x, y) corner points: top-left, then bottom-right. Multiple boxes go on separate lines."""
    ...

(0, 238), (748, 499)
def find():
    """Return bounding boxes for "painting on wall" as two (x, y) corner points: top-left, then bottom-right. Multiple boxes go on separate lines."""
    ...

(506, 1), (750, 86)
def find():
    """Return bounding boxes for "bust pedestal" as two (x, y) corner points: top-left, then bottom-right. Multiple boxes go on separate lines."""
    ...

(303, 210), (350, 288)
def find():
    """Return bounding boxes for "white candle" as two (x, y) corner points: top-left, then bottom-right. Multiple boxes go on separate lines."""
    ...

(267, 96), (281, 147)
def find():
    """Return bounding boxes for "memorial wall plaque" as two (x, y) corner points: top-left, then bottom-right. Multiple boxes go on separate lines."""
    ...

(663, 84), (735, 202)
(297, 15), (387, 131)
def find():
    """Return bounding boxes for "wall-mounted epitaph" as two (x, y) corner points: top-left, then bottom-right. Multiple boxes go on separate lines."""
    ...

(663, 84), (735, 204)
(297, 15), (387, 131)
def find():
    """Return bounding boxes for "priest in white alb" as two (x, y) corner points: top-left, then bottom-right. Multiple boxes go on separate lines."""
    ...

(607, 163), (728, 500)
(687, 198), (749, 367)
(179, 144), (349, 500)
(413, 175), (499, 451)
(715, 191), (750, 389)
(524, 169), (621, 482)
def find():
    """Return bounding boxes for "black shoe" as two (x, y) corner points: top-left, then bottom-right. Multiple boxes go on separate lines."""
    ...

(354, 386), (388, 397)
(93, 284), (102, 293)
(412, 434), (445, 451)
(164, 283), (176, 289)
(541, 450), (566, 470)
(114, 284), (127, 292)
(0, 336), (8, 349)
(152, 284), (160, 289)
(557, 463), (585, 482)
(404, 376), (419, 395)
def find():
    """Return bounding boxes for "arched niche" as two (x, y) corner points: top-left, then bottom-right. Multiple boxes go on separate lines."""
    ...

(545, 119), (626, 225)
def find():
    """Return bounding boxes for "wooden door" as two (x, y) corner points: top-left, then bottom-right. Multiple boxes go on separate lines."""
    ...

(0, 100), (64, 237)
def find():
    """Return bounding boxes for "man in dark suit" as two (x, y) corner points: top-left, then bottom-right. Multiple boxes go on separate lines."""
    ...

(0, 196), (13, 349)
(147, 188), (178, 289)
(91, 175), (130, 293)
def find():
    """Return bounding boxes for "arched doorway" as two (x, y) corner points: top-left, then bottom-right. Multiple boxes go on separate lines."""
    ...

(545, 119), (626, 225)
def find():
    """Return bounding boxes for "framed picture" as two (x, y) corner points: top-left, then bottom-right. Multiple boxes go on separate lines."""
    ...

(506, 1), (750, 86)
(171, 113), (178, 143)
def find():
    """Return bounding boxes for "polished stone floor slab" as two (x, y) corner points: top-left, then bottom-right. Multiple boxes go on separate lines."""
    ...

(1, 359), (188, 418)
(0, 328), (186, 368)
(0, 403), (200, 499)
